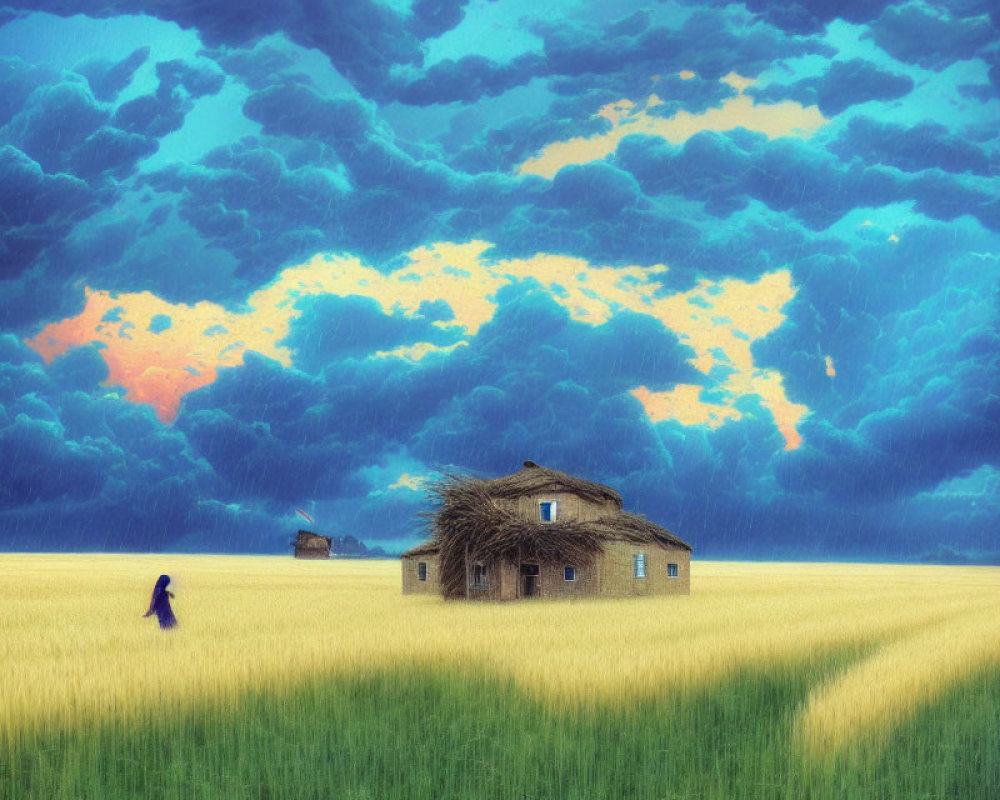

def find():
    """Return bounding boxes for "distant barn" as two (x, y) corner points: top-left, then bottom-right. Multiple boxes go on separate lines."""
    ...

(402, 461), (691, 600)
(293, 530), (332, 559)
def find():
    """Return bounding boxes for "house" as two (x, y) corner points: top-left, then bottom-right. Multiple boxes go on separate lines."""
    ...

(400, 541), (441, 594)
(293, 530), (332, 559)
(401, 461), (691, 600)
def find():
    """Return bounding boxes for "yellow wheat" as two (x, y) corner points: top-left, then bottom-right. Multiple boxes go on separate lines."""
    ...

(1, 554), (997, 760)
(796, 594), (1000, 758)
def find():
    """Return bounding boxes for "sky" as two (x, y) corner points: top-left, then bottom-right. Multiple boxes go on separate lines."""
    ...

(0, 0), (998, 562)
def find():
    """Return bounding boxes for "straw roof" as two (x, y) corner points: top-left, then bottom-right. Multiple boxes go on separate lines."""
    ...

(295, 530), (331, 547)
(422, 468), (690, 599)
(400, 541), (440, 557)
(585, 511), (692, 551)
(482, 460), (623, 507)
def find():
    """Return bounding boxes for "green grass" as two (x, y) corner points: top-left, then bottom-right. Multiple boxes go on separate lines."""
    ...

(4, 656), (997, 800)
(806, 667), (1000, 800)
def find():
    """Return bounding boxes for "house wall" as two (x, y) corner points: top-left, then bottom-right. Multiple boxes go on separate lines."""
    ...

(596, 541), (691, 596)
(294, 546), (329, 559)
(535, 561), (597, 598)
(463, 559), (597, 599)
(458, 545), (689, 600)
(401, 554), (441, 595)
(497, 492), (619, 524)
(499, 560), (518, 601)
(294, 534), (331, 559)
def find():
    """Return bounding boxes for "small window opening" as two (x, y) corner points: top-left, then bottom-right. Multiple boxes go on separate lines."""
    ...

(667, 563), (679, 578)
(539, 501), (558, 522)
(633, 553), (647, 578)
(472, 563), (488, 589)
(564, 566), (576, 581)
(418, 562), (427, 581)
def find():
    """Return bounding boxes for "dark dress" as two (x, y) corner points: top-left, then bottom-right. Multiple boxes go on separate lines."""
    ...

(144, 574), (178, 629)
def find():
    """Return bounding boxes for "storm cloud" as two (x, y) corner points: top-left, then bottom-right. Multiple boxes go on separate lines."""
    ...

(0, 1), (998, 563)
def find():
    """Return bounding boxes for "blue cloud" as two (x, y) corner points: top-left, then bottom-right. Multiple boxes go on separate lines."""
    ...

(112, 58), (224, 139)
(1, 0), (424, 98)
(408, 0), (469, 38)
(407, 285), (697, 479)
(2, 77), (108, 171)
(208, 43), (300, 91)
(750, 58), (914, 117)
(868, 5), (998, 69)
(155, 58), (225, 100)
(388, 53), (546, 106)
(0, 145), (100, 275)
(829, 116), (994, 175)
(283, 294), (461, 373)
(75, 46), (149, 102)
(46, 344), (109, 391)
(615, 130), (1000, 233)
(374, 6), (834, 107)
(0, 64), (159, 194)
(0, 411), (113, 507)
(71, 127), (159, 181)
(0, 335), (225, 550)
(142, 140), (348, 284)
(448, 104), (611, 174)
(771, 276), (1000, 505)
(740, 0), (898, 35)
(0, 363), (294, 551)
(543, 161), (647, 219)
(0, 56), (57, 127)
(241, 82), (374, 144)
(537, 9), (832, 83)
(909, 171), (1000, 229)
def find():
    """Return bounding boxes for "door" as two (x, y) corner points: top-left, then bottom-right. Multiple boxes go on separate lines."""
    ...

(520, 563), (540, 597)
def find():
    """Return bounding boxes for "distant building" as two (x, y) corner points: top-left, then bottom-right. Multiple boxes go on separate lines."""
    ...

(400, 541), (441, 594)
(293, 530), (331, 559)
(401, 461), (691, 600)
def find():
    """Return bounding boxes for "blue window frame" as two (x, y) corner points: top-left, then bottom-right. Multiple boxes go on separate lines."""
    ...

(564, 566), (576, 581)
(667, 563), (679, 578)
(539, 501), (558, 522)
(633, 554), (646, 578)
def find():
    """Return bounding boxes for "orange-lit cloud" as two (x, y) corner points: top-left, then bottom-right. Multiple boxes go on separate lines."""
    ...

(389, 473), (428, 491)
(825, 356), (836, 377)
(626, 270), (808, 449)
(24, 288), (288, 423)
(26, 242), (808, 447)
(719, 71), (755, 94)
(518, 74), (828, 179)
(630, 385), (740, 428)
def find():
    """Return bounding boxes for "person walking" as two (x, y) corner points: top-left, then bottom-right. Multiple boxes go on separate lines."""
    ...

(144, 574), (178, 629)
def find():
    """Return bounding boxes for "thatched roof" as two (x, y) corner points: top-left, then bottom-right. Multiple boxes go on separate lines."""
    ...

(295, 530), (331, 547)
(400, 541), (440, 558)
(584, 511), (691, 552)
(423, 469), (690, 599)
(481, 460), (623, 507)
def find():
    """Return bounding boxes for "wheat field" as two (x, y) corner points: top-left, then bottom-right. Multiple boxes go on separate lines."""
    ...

(1, 554), (998, 799)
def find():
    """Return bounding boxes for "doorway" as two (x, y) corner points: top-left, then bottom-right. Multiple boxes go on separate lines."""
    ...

(520, 563), (540, 597)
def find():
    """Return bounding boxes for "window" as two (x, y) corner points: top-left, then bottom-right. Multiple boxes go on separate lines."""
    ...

(633, 553), (646, 578)
(472, 563), (488, 589)
(564, 566), (576, 581)
(539, 500), (558, 522)
(418, 562), (427, 581)
(667, 563), (679, 578)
